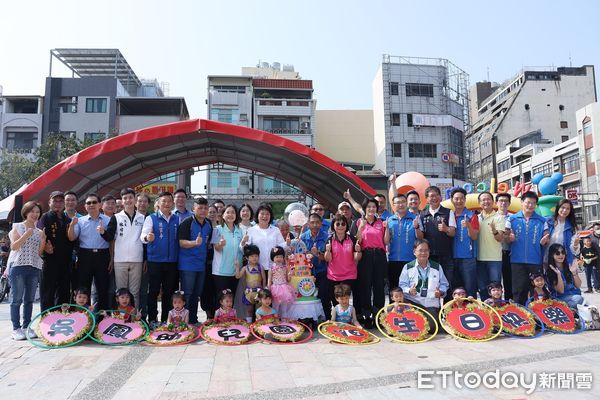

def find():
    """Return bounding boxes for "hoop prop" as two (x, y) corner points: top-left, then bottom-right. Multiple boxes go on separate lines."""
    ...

(200, 319), (253, 345)
(91, 311), (148, 346)
(492, 300), (545, 338)
(528, 298), (584, 334)
(317, 321), (380, 345)
(27, 304), (95, 349)
(144, 325), (201, 346)
(440, 298), (502, 342)
(251, 317), (313, 344)
(375, 303), (438, 343)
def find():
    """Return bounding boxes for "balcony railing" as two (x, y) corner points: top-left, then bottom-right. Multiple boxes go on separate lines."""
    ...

(265, 128), (311, 135)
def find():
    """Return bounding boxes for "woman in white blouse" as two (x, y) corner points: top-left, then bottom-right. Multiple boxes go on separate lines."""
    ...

(241, 205), (286, 271)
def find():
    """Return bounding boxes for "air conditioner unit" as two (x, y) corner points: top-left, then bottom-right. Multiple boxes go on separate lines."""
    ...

(301, 122), (310, 129)
(240, 176), (250, 185)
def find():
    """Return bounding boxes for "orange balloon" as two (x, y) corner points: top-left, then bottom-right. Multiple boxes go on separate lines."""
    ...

(394, 172), (430, 209)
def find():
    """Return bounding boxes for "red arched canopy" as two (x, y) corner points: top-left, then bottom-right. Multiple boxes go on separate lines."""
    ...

(18, 119), (375, 209)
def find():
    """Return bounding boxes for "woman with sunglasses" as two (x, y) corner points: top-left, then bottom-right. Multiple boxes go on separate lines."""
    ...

(324, 213), (362, 318)
(546, 243), (584, 309)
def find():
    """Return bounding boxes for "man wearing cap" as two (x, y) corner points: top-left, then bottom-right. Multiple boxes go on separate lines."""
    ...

(178, 197), (212, 324)
(67, 193), (114, 310)
(37, 191), (76, 310)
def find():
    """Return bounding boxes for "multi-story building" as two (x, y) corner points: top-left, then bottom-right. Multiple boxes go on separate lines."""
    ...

(373, 55), (470, 180)
(202, 63), (316, 200)
(576, 102), (600, 223)
(0, 95), (44, 158)
(466, 65), (596, 183)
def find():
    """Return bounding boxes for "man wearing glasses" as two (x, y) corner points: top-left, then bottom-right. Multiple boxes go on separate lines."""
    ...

(311, 203), (330, 234)
(68, 193), (114, 310)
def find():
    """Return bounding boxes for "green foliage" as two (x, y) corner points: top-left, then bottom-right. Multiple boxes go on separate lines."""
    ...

(0, 133), (96, 200)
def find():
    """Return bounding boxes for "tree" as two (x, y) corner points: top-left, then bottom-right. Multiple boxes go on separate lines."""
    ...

(0, 134), (93, 200)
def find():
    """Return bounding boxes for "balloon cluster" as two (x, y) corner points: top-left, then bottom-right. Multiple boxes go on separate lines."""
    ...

(532, 172), (564, 196)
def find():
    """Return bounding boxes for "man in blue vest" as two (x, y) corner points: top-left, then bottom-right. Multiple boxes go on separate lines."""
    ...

(141, 191), (180, 325)
(451, 188), (479, 298)
(178, 197), (212, 325)
(420, 186), (456, 299)
(507, 191), (549, 305)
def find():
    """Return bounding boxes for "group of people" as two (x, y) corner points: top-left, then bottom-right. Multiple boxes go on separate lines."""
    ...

(4, 177), (598, 340)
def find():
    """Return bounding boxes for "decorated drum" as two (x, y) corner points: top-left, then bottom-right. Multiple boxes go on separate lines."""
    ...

(251, 317), (312, 344)
(440, 298), (502, 341)
(375, 303), (437, 343)
(145, 325), (200, 346)
(93, 312), (147, 345)
(528, 298), (582, 334)
(201, 320), (252, 345)
(494, 301), (542, 338)
(29, 305), (95, 348)
(317, 321), (380, 345)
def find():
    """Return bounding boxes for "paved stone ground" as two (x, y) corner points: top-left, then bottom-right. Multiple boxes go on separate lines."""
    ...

(1, 290), (599, 399)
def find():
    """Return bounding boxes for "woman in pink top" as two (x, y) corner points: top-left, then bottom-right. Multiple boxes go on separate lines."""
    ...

(324, 214), (362, 315)
(356, 198), (389, 328)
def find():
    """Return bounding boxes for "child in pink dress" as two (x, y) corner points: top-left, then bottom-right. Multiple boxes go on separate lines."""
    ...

(268, 246), (295, 316)
(214, 289), (237, 322)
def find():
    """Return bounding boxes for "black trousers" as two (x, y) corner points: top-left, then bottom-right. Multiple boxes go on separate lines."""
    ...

(502, 250), (513, 300)
(314, 271), (330, 320)
(147, 262), (179, 322)
(200, 258), (216, 318)
(213, 274), (238, 307)
(357, 248), (388, 320)
(511, 263), (542, 306)
(40, 256), (72, 311)
(388, 260), (409, 302)
(77, 249), (110, 310)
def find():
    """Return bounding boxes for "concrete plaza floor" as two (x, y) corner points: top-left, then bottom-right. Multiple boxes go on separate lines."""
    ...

(1, 292), (599, 399)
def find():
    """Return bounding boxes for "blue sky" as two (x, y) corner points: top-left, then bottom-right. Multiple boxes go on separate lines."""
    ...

(1, 0), (598, 116)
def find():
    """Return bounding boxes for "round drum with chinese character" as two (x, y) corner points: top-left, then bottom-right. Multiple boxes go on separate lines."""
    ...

(27, 304), (96, 349)
(375, 303), (438, 343)
(317, 321), (380, 345)
(92, 311), (148, 345)
(145, 325), (201, 346)
(251, 317), (312, 344)
(528, 298), (584, 334)
(440, 298), (502, 342)
(492, 301), (544, 338)
(200, 319), (253, 345)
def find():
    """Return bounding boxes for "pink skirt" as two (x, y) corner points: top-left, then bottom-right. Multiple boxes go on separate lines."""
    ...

(270, 283), (296, 305)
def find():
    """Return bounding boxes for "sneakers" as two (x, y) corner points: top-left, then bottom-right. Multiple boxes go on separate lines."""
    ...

(26, 328), (37, 339)
(11, 329), (26, 341)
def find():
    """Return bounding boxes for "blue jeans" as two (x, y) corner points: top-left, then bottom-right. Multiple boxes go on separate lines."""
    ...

(454, 258), (477, 298)
(559, 294), (585, 309)
(477, 260), (503, 301)
(179, 270), (206, 324)
(9, 265), (40, 330)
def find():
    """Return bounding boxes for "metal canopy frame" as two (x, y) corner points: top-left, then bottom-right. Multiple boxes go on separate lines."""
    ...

(49, 48), (142, 92)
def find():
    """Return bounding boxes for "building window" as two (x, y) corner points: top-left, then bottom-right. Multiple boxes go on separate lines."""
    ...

(409, 143), (437, 158)
(59, 103), (77, 113)
(392, 143), (402, 157)
(85, 98), (107, 113)
(215, 172), (233, 188)
(563, 153), (580, 174)
(406, 83), (434, 97)
(263, 117), (300, 134)
(562, 135), (569, 142)
(213, 85), (246, 93)
(391, 113), (400, 126)
(390, 82), (399, 96)
(583, 121), (592, 135)
(497, 159), (511, 173)
(532, 162), (553, 177)
(560, 121), (568, 129)
(407, 113), (413, 127)
(210, 108), (240, 124)
(5, 132), (38, 153)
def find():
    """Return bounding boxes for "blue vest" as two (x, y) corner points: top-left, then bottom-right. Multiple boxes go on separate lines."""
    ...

(454, 210), (477, 259)
(546, 218), (575, 264)
(178, 217), (212, 272)
(300, 229), (329, 274)
(509, 211), (546, 265)
(387, 212), (418, 262)
(147, 212), (179, 263)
